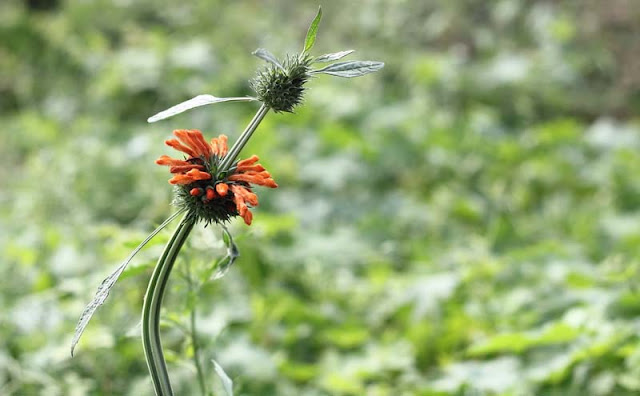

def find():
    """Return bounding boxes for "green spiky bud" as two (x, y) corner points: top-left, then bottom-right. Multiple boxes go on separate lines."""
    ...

(250, 54), (312, 113)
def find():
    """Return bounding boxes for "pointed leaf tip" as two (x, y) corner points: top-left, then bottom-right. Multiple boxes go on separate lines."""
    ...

(70, 210), (184, 356)
(314, 50), (355, 63)
(212, 359), (234, 396)
(252, 48), (285, 71)
(312, 60), (384, 78)
(303, 6), (322, 54)
(147, 95), (257, 123)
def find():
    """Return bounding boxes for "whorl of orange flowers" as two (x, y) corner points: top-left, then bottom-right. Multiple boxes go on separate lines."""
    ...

(156, 129), (277, 225)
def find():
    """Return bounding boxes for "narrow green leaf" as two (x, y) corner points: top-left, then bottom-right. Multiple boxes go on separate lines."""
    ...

(212, 359), (234, 396)
(311, 60), (385, 78)
(70, 210), (185, 356)
(314, 50), (355, 63)
(252, 48), (285, 72)
(303, 6), (322, 54)
(147, 95), (257, 123)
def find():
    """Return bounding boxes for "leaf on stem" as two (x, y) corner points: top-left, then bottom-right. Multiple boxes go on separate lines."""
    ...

(314, 50), (355, 63)
(201, 225), (239, 282)
(252, 48), (285, 72)
(212, 359), (234, 396)
(147, 95), (257, 123)
(311, 60), (385, 78)
(303, 6), (322, 54)
(70, 210), (184, 356)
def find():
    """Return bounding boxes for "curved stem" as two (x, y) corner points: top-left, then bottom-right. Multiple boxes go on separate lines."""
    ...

(219, 103), (270, 172)
(142, 213), (196, 396)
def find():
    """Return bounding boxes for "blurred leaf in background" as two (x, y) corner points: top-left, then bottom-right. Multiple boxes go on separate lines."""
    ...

(1, 0), (639, 395)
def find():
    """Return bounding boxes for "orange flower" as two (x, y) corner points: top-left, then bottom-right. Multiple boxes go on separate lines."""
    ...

(156, 129), (277, 225)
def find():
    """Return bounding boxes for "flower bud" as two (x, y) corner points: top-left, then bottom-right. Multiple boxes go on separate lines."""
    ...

(250, 54), (312, 113)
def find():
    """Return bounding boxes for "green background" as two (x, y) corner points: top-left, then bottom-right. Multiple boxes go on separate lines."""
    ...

(2, 0), (640, 395)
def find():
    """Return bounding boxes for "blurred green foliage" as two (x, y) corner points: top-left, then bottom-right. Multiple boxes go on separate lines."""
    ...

(1, 0), (640, 395)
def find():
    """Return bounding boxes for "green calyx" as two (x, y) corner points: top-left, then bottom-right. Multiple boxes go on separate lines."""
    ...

(250, 54), (312, 113)
(173, 185), (238, 225)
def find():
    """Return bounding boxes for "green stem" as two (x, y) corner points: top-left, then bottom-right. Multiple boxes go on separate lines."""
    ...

(190, 302), (207, 396)
(142, 213), (196, 396)
(219, 103), (270, 172)
(184, 258), (207, 396)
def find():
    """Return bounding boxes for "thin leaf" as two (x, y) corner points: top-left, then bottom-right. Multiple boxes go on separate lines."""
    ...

(212, 359), (234, 396)
(252, 48), (285, 72)
(314, 50), (355, 63)
(147, 95), (257, 123)
(311, 60), (385, 78)
(70, 210), (184, 356)
(303, 6), (322, 54)
(202, 225), (239, 281)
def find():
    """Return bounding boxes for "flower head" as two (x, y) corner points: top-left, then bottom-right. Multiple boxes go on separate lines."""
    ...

(157, 129), (277, 225)
(250, 54), (312, 113)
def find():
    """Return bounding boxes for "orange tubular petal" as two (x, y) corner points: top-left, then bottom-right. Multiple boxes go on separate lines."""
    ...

(169, 170), (211, 185)
(173, 129), (196, 147)
(237, 155), (259, 167)
(259, 179), (278, 188)
(242, 210), (253, 225)
(229, 185), (242, 194)
(190, 188), (202, 196)
(243, 192), (259, 206)
(166, 139), (198, 157)
(218, 135), (228, 156)
(231, 185), (259, 206)
(210, 138), (219, 156)
(169, 164), (205, 173)
(237, 164), (266, 172)
(187, 129), (212, 157)
(237, 170), (271, 179)
(228, 174), (277, 188)
(206, 187), (217, 200)
(228, 175), (259, 185)
(169, 174), (196, 185)
(232, 193), (248, 215)
(215, 183), (229, 197)
(251, 175), (278, 188)
(156, 155), (191, 166)
(174, 130), (204, 157)
(185, 169), (212, 181)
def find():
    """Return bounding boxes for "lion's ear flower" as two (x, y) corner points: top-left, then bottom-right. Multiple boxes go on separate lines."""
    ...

(156, 129), (277, 225)
(73, 8), (384, 395)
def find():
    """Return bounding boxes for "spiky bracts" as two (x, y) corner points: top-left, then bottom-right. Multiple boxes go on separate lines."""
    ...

(156, 129), (277, 225)
(250, 54), (312, 113)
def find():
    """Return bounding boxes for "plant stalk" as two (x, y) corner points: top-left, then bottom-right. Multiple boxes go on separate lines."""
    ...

(142, 213), (196, 396)
(190, 304), (207, 396)
(184, 259), (207, 396)
(219, 103), (270, 172)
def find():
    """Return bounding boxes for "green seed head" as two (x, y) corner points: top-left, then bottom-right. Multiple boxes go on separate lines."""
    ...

(250, 54), (312, 113)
